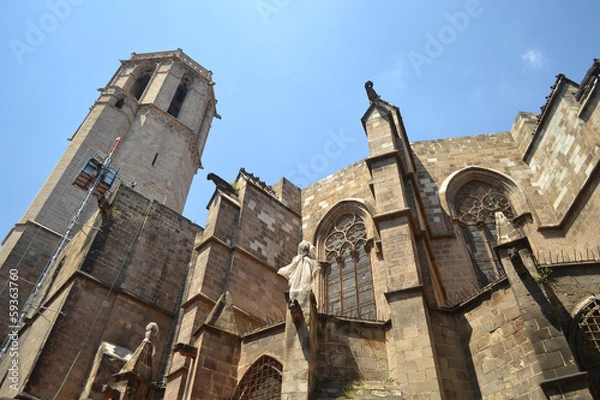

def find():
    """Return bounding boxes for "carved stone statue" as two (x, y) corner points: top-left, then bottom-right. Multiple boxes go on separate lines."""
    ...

(144, 322), (159, 342)
(278, 240), (320, 308)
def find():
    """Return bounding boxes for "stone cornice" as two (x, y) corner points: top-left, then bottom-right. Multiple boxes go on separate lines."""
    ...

(384, 285), (425, 302)
(372, 208), (412, 223)
(1, 219), (63, 246)
(365, 150), (402, 167)
(126, 49), (213, 82)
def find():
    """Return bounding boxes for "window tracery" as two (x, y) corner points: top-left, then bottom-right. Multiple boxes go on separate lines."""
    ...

(570, 298), (600, 392)
(231, 356), (282, 400)
(574, 299), (600, 366)
(323, 213), (375, 319)
(455, 181), (515, 284)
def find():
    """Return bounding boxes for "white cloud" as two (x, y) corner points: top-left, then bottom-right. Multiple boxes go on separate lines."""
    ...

(521, 50), (545, 68)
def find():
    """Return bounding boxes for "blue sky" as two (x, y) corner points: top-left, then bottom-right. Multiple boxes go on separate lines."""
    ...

(0, 1), (599, 238)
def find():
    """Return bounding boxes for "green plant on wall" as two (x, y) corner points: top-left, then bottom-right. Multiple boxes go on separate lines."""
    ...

(533, 264), (553, 285)
(342, 386), (357, 398)
(110, 206), (133, 225)
(381, 377), (395, 387)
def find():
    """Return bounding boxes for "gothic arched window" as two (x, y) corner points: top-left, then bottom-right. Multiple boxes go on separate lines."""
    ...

(130, 67), (154, 100)
(323, 213), (375, 319)
(231, 356), (282, 400)
(571, 298), (600, 391)
(454, 181), (515, 285)
(167, 76), (191, 118)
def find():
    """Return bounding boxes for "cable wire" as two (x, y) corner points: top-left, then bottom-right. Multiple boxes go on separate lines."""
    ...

(52, 200), (152, 399)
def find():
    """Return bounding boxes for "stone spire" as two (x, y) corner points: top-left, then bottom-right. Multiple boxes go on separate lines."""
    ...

(204, 291), (240, 335)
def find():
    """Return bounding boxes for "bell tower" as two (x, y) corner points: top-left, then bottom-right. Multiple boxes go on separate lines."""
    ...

(0, 50), (218, 336)
(105, 50), (219, 211)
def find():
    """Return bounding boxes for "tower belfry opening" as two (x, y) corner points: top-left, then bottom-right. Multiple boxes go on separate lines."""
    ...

(130, 68), (153, 100)
(167, 76), (191, 118)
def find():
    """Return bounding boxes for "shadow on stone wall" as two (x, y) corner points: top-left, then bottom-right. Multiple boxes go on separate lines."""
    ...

(545, 266), (600, 395)
(313, 316), (388, 397)
(431, 309), (482, 400)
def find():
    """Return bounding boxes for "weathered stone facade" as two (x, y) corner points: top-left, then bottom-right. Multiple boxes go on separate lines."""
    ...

(0, 51), (599, 399)
(0, 49), (218, 342)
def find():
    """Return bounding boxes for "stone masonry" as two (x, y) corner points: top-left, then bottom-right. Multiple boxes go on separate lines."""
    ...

(0, 52), (599, 399)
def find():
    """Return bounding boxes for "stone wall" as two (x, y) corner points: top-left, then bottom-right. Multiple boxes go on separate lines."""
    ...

(0, 184), (199, 399)
(301, 161), (373, 243)
(525, 79), (600, 225)
(114, 106), (199, 213)
(235, 176), (300, 269)
(429, 310), (477, 400)
(462, 285), (543, 399)
(238, 324), (285, 378)
(79, 186), (199, 313)
(0, 224), (61, 338)
(0, 282), (70, 397)
(550, 265), (600, 316)
(510, 112), (540, 157)
(189, 326), (241, 400)
(16, 279), (175, 399)
(411, 132), (557, 302)
(228, 173), (301, 323)
(315, 317), (389, 387)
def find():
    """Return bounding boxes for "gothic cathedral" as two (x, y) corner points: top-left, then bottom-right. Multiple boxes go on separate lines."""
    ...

(0, 50), (598, 399)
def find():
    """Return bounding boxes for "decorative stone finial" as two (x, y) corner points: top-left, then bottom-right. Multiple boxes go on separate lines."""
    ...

(365, 81), (380, 103)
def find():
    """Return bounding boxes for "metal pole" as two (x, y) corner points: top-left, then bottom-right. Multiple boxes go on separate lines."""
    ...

(0, 137), (121, 362)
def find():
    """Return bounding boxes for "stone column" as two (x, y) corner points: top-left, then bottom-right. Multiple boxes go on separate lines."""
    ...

(281, 291), (318, 400)
(361, 87), (443, 398)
